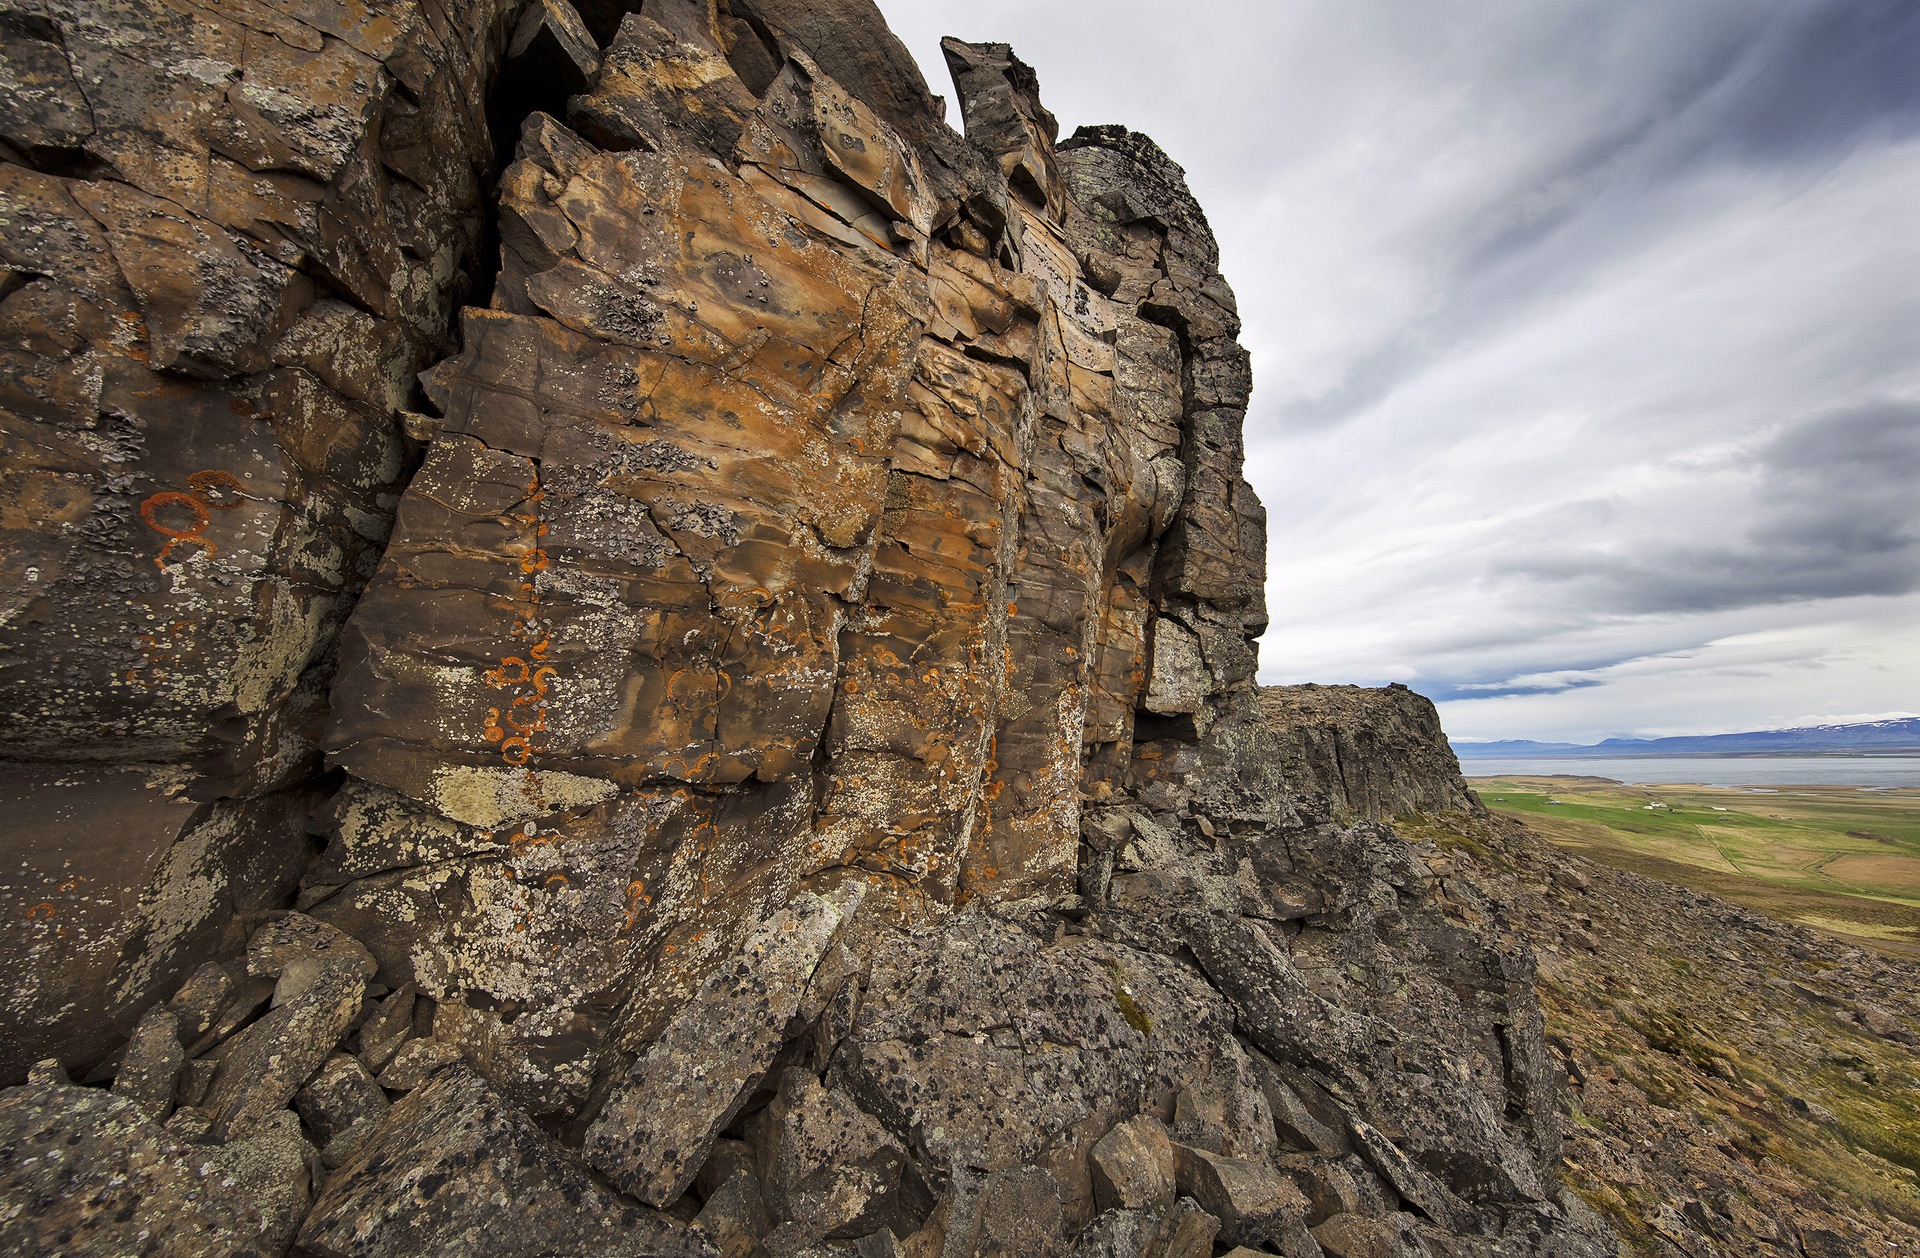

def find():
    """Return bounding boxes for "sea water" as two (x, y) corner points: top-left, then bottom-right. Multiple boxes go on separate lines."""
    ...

(1460, 756), (1920, 789)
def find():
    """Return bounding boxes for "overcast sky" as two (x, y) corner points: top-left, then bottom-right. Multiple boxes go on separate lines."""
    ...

(872, 0), (1920, 743)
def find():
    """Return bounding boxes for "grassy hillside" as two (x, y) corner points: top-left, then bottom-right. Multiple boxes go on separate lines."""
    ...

(1399, 804), (1920, 1254)
(1470, 775), (1920, 958)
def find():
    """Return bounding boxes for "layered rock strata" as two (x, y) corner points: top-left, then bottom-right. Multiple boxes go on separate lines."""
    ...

(3, 3), (1620, 1256)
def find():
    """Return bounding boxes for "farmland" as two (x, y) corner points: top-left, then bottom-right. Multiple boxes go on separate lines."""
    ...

(1470, 774), (1920, 958)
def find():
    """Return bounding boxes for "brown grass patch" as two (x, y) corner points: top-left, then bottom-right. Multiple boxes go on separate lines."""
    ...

(1823, 854), (1920, 895)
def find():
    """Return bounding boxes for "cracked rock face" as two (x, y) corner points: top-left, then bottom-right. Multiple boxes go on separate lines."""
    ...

(1, 3), (1633, 1257)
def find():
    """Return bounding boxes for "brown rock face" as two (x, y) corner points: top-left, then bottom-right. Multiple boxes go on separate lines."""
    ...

(0, 0), (520, 1080)
(298, 0), (1271, 1109)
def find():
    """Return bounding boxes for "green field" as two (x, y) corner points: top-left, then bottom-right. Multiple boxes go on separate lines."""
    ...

(1471, 775), (1920, 958)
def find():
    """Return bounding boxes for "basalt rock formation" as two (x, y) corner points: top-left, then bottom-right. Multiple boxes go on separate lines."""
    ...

(2, 2), (1649, 1255)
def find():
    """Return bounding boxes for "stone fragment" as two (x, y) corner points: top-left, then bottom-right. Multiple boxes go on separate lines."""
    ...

(299, 1066), (714, 1258)
(1144, 617), (1212, 718)
(1247, 1054), (1349, 1156)
(25, 1059), (69, 1087)
(163, 1104), (215, 1144)
(1173, 1143), (1312, 1250)
(570, 2), (760, 156)
(0, 1081), (298, 1256)
(108, 793), (325, 1034)
(586, 886), (864, 1205)
(212, 1109), (317, 1251)
(1170, 1045), (1274, 1158)
(1276, 1155), (1368, 1226)
(1067, 1207), (1163, 1258)
(760, 1220), (824, 1257)
(1160, 1196), (1224, 1258)
(1186, 916), (1371, 1086)
(855, 1230), (906, 1258)
(376, 1036), (463, 1091)
(202, 915), (375, 1140)
(202, 967), (366, 1139)
(357, 980), (416, 1073)
(1857, 1002), (1911, 1042)
(248, 912), (377, 992)
(505, 0), (601, 102)
(0, 13), (96, 155)
(295, 1052), (389, 1167)
(695, 1166), (774, 1258)
(1311, 1214), (1401, 1258)
(938, 1166), (1067, 1258)
(111, 1004), (183, 1122)
(192, 975), (277, 1055)
(756, 1067), (931, 1241)
(1347, 1122), (1471, 1234)
(176, 1057), (217, 1107)
(1089, 1114), (1178, 1212)
(698, 1136), (762, 1197)
(167, 962), (236, 1040)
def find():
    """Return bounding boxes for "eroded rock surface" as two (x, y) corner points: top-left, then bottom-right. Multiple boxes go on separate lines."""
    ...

(0, 0), (518, 1081)
(299, 1065), (712, 1257)
(0, 1080), (309, 1257)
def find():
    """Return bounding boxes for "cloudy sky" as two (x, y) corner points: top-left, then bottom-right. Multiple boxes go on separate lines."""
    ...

(872, 0), (1920, 743)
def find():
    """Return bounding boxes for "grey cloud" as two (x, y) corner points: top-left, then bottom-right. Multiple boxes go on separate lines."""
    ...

(1270, 0), (1920, 430)
(1488, 401), (1920, 616)
(1422, 673), (1612, 703)
(1705, 0), (1920, 161)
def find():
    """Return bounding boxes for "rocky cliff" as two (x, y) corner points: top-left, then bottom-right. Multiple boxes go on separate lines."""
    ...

(0, 3), (1750, 1256)
(1259, 684), (1480, 824)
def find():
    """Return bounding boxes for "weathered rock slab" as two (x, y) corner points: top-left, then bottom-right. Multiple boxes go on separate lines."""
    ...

(299, 1065), (715, 1258)
(1090, 1114), (1178, 1212)
(0, 1080), (305, 1257)
(586, 886), (864, 1205)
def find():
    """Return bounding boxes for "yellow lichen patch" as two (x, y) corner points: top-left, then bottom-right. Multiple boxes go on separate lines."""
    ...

(430, 765), (620, 829)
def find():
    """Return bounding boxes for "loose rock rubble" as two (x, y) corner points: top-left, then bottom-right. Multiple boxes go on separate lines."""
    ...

(4, 1), (1911, 1256)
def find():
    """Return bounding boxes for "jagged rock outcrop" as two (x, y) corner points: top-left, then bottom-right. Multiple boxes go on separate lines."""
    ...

(1260, 684), (1480, 823)
(1, 3), (1630, 1256)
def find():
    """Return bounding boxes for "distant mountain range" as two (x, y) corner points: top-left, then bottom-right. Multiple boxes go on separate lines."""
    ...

(1452, 717), (1920, 759)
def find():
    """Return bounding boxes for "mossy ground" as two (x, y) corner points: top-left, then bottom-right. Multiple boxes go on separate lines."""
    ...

(1402, 805), (1920, 1255)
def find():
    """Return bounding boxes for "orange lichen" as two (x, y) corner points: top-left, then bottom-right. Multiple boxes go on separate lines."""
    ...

(140, 470), (245, 569)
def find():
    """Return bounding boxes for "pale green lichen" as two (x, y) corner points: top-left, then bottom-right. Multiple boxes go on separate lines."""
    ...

(1108, 960), (1152, 1035)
